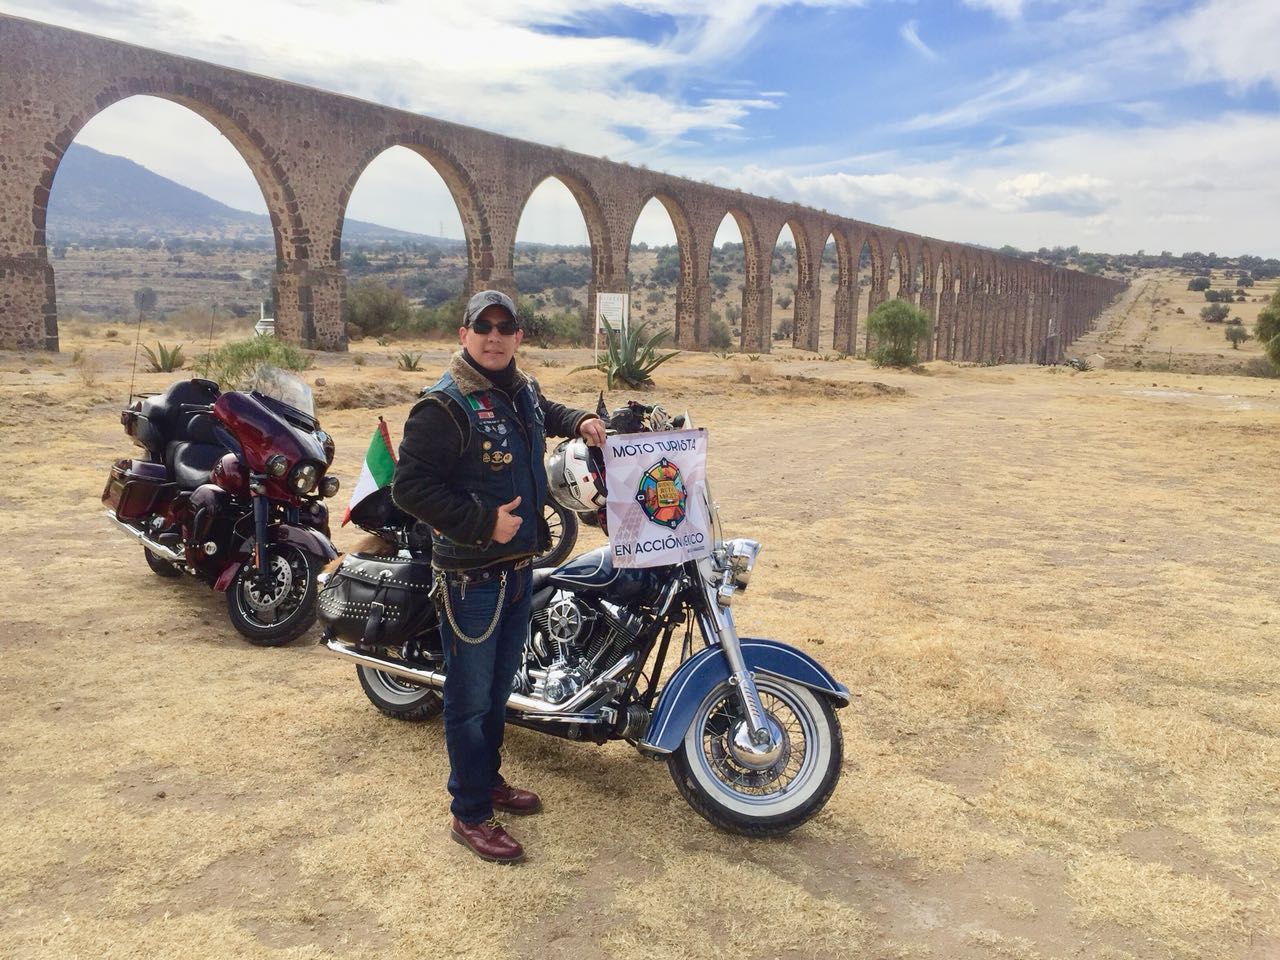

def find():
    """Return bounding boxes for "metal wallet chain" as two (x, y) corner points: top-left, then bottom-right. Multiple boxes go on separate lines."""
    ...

(436, 570), (508, 645)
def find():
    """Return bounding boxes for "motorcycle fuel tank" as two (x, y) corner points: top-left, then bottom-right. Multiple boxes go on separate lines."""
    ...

(546, 546), (665, 606)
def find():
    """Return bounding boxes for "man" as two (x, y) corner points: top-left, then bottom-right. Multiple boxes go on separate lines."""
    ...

(392, 290), (606, 864)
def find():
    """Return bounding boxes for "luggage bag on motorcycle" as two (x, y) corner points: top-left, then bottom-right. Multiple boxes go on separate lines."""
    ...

(318, 553), (437, 647)
(102, 458), (175, 520)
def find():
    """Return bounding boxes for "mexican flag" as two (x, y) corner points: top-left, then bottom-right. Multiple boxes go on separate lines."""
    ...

(342, 418), (397, 526)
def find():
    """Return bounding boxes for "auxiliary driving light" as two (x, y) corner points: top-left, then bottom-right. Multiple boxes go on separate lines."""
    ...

(320, 475), (340, 498)
(266, 454), (289, 477)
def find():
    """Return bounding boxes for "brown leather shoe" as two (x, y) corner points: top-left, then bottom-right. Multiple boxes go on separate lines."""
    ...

(491, 782), (542, 815)
(450, 816), (524, 864)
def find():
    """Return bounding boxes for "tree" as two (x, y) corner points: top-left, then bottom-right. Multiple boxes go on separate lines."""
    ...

(866, 299), (932, 367)
(1254, 289), (1280, 367)
(1187, 276), (1211, 291)
(1237, 274), (1254, 287)
(1226, 325), (1250, 349)
(133, 287), (158, 316)
(1200, 303), (1230, 323)
(776, 293), (792, 310)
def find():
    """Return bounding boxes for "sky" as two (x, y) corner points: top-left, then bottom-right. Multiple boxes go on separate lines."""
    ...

(8, 0), (1280, 256)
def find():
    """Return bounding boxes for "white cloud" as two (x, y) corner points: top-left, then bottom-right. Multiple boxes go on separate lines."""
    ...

(962, 0), (1023, 19)
(1169, 0), (1280, 90)
(899, 20), (940, 61)
(7, 0), (851, 158)
(899, 69), (1090, 131)
(994, 172), (1112, 215)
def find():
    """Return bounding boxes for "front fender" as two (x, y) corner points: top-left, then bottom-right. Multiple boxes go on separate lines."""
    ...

(639, 638), (850, 755)
(213, 523), (338, 592)
(269, 522), (338, 561)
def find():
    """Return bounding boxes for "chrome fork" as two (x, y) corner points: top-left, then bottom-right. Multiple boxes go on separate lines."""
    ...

(697, 589), (773, 747)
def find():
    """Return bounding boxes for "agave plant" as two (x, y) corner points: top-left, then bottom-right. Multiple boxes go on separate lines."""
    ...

(141, 341), (185, 373)
(575, 319), (681, 389)
(397, 351), (423, 371)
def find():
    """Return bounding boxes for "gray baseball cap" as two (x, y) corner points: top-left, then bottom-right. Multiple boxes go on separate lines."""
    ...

(463, 290), (519, 328)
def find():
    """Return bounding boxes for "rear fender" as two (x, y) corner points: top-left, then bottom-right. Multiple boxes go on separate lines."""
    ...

(639, 638), (850, 756)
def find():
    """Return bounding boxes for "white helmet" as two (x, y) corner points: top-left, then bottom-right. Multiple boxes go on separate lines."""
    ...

(547, 438), (606, 513)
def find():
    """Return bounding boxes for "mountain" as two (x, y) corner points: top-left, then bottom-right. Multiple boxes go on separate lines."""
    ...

(45, 143), (447, 245)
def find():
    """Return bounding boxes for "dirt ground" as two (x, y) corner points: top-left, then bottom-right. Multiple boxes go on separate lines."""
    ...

(2, 272), (1278, 959)
(1072, 269), (1278, 375)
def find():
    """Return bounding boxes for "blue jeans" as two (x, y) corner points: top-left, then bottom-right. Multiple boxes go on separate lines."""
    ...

(438, 566), (531, 824)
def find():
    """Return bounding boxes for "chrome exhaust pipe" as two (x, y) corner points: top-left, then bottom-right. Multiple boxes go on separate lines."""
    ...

(325, 639), (635, 715)
(104, 509), (185, 562)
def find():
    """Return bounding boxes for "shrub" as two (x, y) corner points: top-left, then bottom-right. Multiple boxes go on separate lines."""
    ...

(345, 278), (412, 337)
(1226, 325), (1250, 348)
(1200, 303), (1230, 323)
(708, 315), (733, 350)
(1187, 276), (1211, 291)
(519, 301), (583, 347)
(141, 342), (185, 372)
(1244, 357), (1280, 378)
(866, 298), (932, 367)
(198, 336), (313, 387)
(404, 294), (465, 339)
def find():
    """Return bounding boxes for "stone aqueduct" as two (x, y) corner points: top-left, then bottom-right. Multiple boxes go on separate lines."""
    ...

(0, 15), (1124, 358)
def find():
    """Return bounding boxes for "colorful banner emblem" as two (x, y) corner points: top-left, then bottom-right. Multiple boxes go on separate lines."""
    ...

(605, 428), (712, 569)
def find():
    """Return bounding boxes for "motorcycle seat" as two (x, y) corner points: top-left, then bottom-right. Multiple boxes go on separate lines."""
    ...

(166, 441), (225, 490)
(140, 379), (221, 448)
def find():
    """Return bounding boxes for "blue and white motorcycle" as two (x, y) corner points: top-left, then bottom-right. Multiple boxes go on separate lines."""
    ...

(323, 409), (847, 836)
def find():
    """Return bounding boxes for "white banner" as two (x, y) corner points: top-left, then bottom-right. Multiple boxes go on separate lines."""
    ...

(596, 292), (628, 335)
(605, 428), (712, 569)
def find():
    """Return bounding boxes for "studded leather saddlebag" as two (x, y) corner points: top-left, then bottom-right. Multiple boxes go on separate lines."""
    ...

(317, 553), (437, 647)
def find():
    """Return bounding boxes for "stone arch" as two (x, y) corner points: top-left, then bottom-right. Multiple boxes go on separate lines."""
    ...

(39, 87), (299, 264)
(510, 168), (612, 285)
(629, 189), (696, 277)
(779, 218), (815, 293)
(935, 246), (956, 360)
(716, 206), (763, 290)
(709, 207), (762, 350)
(627, 188), (697, 345)
(334, 135), (488, 280)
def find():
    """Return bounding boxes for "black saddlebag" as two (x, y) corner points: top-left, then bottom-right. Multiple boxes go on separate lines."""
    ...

(317, 553), (438, 647)
(102, 458), (175, 520)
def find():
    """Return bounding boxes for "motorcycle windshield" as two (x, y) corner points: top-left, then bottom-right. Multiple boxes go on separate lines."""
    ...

(214, 390), (327, 473)
(240, 365), (315, 419)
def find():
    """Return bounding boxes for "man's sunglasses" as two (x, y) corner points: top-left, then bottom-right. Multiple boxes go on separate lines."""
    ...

(469, 317), (520, 336)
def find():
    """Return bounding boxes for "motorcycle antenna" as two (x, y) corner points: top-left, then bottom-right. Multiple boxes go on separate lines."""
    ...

(126, 303), (145, 407)
(203, 307), (217, 379)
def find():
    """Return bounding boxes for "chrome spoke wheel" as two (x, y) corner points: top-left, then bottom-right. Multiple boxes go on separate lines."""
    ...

(669, 675), (842, 836)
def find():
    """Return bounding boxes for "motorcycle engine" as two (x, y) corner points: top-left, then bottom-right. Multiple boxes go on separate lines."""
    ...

(525, 593), (642, 704)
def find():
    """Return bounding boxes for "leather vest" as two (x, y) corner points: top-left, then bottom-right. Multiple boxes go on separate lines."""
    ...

(426, 371), (548, 569)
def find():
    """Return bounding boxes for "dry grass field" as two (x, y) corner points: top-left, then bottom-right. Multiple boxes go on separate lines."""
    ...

(2, 277), (1278, 959)
(1074, 269), (1279, 375)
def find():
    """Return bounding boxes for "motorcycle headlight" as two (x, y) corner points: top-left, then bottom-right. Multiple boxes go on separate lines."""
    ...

(726, 538), (762, 588)
(266, 454), (289, 477)
(320, 475), (340, 498)
(288, 462), (320, 495)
